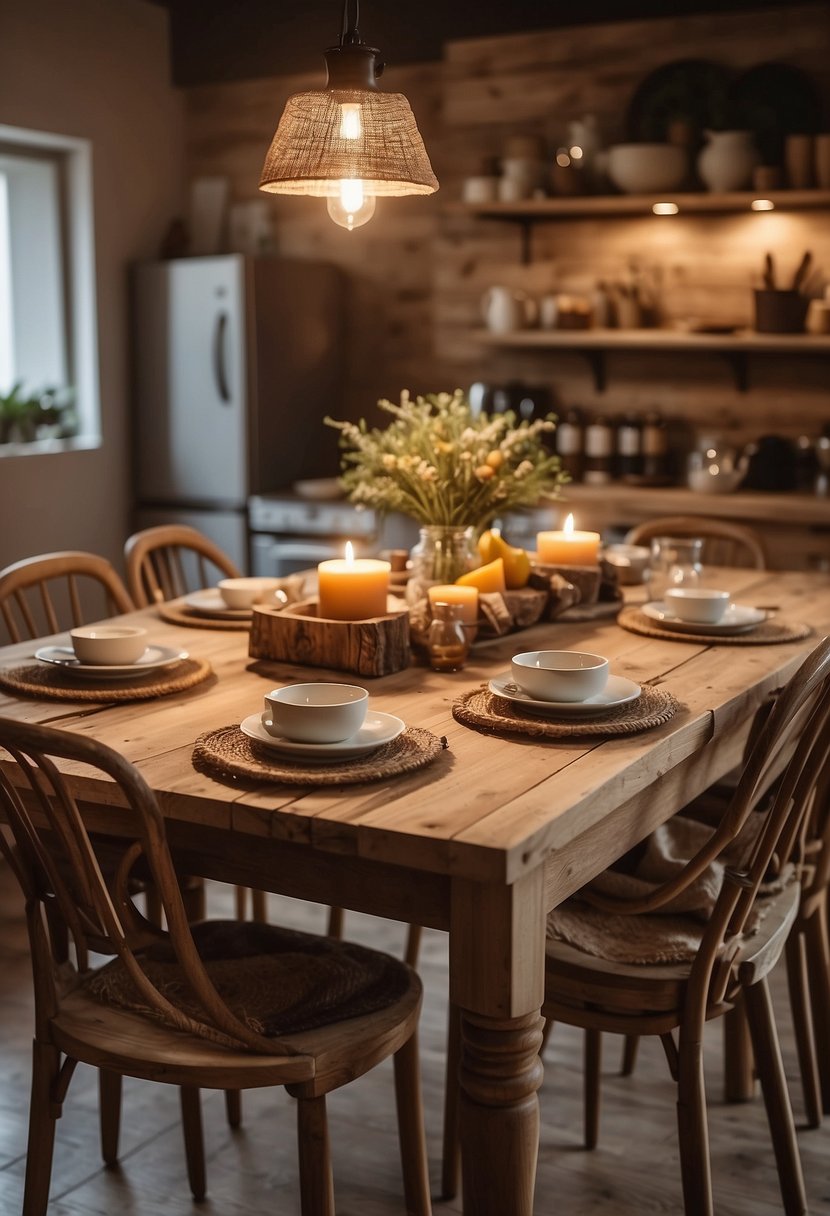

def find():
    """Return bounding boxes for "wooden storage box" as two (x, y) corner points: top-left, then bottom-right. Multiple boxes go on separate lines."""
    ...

(249, 600), (411, 678)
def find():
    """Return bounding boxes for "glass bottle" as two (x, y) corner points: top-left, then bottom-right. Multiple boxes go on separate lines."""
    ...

(428, 602), (470, 672)
(556, 406), (585, 481)
(584, 414), (615, 484)
(616, 412), (643, 482)
(641, 411), (669, 484)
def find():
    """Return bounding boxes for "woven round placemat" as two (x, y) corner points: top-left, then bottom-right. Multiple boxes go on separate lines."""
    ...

(617, 606), (812, 646)
(0, 657), (213, 702)
(453, 684), (680, 740)
(157, 600), (250, 631)
(192, 724), (447, 787)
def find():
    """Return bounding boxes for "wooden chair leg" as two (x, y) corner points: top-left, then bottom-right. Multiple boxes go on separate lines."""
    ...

(785, 929), (822, 1128)
(584, 1028), (601, 1150)
(675, 1028), (714, 1216)
(180, 875), (206, 923)
(441, 1002), (462, 1201)
(393, 1031), (432, 1216)
(405, 923), (423, 968)
(296, 1095), (335, 1216)
(179, 1086), (206, 1201)
(144, 882), (163, 928)
(327, 906), (344, 939)
(251, 888), (267, 922)
(723, 996), (755, 1102)
(234, 885), (247, 919)
(23, 1041), (61, 1216)
(804, 904), (830, 1113)
(621, 1035), (639, 1076)
(743, 977), (808, 1216)
(99, 1068), (122, 1165)
(225, 1088), (242, 1129)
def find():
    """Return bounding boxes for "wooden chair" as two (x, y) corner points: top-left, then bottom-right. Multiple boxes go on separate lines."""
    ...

(539, 637), (830, 1216)
(0, 717), (431, 1216)
(625, 516), (767, 569)
(0, 550), (135, 644)
(124, 524), (242, 607)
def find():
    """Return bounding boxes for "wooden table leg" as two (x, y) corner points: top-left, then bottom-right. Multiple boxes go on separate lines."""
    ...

(459, 1008), (545, 1215)
(450, 868), (545, 1216)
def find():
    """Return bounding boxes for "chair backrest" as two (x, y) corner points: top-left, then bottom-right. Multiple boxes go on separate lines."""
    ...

(0, 551), (135, 644)
(0, 716), (290, 1055)
(625, 516), (767, 569)
(124, 525), (242, 607)
(586, 637), (830, 1006)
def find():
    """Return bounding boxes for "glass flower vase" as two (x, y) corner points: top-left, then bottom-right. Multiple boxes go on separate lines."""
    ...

(406, 525), (479, 604)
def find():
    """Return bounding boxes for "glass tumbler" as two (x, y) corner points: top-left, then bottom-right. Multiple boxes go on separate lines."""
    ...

(645, 536), (704, 603)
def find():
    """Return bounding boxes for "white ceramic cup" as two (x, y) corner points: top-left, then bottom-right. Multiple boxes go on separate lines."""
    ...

(218, 577), (284, 609)
(70, 625), (148, 665)
(462, 175), (498, 204)
(511, 650), (609, 703)
(664, 588), (731, 624)
(261, 683), (369, 744)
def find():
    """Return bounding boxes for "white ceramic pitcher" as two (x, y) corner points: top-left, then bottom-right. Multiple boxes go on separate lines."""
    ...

(697, 131), (759, 193)
(481, 286), (535, 334)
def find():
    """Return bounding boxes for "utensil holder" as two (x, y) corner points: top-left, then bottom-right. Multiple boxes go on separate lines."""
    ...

(249, 600), (411, 678)
(754, 289), (809, 335)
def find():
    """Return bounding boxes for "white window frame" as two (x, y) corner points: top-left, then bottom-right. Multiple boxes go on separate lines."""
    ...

(0, 124), (100, 457)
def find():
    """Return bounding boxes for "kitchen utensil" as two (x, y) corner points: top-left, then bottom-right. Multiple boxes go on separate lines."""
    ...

(70, 625), (148, 665)
(792, 251), (812, 293)
(511, 650), (610, 703)
(698, 131), (759, 192)
(481, 286), (535, 333)
(642, 602), (766, 636)
(664, 587), (731, 624)
(488, 672), (641, 717)
(754, 290), (809, 335)
(35, 644), (189, 678)
(645, 537), (703, 602)
(241, 709), (404, 760)
(785, 133), (816, 189)
(606, 143), (687, 193)
(261, 682), (369, 744)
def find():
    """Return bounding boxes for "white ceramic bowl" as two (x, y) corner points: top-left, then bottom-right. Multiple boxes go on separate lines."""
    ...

(603, 544), (651, 585)
(606, 143), (687, 194)
(218, 577), (283, 609)
(70, 625), (148, 665)
(687, 468), (745, 494)
(511, 650), (610, 703)
(261, 683), (369, 744)
(664, 588), (731, 624)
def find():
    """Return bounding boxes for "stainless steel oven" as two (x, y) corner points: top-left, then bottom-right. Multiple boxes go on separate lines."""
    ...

(248, 494), (419, 578)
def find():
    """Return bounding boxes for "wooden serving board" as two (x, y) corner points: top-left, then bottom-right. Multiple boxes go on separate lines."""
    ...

(248, 599), (411, 678)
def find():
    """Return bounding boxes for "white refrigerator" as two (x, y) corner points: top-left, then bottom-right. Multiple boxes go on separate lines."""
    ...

(132, 254), (345, 571)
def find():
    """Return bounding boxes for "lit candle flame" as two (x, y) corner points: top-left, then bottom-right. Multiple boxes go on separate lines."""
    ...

(344, 541), (354, 564)
(563, 513), (574, 537)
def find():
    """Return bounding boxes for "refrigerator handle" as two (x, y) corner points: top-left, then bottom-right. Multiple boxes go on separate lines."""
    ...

(212, 312), (231, 404)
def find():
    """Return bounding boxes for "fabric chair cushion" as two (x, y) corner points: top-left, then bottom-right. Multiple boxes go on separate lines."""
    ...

(85, 920), (411, 1038)
(547, 811), (788, 965)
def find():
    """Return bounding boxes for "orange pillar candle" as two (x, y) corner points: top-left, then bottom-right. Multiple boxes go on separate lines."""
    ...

(317, 543), (390, 620)
(536, 513), (600, 566)
(427, 583), (479, 625)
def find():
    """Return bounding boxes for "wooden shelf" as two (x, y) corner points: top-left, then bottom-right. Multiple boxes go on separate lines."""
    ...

(447, 189), (830, 222)
(561, 484), (830, 529)
(474, 328), (830, 392)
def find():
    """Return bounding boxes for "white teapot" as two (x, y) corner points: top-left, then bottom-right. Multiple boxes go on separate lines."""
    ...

(481, 286), (536, 334)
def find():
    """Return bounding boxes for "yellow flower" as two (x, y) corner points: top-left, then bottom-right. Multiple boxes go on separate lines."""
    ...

(485, 450), (504, 469)
(435, 440), (455, 455)
(474, 464), (495, 481)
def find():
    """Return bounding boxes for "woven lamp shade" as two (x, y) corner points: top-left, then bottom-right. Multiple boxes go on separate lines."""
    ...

(260, 89), (438, 197)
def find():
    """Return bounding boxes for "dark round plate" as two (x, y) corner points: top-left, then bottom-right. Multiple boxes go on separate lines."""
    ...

(727, 62), (823, 163)
(626, 59), (734, 144)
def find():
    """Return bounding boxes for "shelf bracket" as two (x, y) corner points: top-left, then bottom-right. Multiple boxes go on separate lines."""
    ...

(582, 350), (607, 393)
(724, 351), (749, 392)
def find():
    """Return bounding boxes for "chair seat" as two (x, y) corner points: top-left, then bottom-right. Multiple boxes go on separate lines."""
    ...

(54, 959), (423, 1096)
(545, 882), (800, 1024)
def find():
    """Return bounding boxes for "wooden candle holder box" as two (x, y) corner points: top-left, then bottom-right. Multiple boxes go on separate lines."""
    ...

(249, 599), (411, 678)
(530, 563), (601, 605)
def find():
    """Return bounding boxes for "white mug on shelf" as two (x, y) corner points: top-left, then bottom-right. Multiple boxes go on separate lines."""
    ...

(481, 286), (534, 334)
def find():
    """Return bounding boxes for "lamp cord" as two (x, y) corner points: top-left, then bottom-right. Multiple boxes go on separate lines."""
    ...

(340, 0), (360, 45)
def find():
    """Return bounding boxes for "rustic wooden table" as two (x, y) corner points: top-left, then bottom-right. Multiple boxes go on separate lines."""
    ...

(2, 568), (828, 1215)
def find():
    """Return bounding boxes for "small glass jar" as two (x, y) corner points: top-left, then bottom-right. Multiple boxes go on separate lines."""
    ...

(407, 525), (478, 605)
(645, 536), (703, 602)
(428, 602), (470, 672)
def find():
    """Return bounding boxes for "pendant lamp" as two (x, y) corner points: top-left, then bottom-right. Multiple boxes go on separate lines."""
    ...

(259, 0), (439, 230)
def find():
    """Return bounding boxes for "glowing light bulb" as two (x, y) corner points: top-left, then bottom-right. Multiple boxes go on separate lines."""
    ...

(326, 179), (377, 230)
(339, 102), (363, 140)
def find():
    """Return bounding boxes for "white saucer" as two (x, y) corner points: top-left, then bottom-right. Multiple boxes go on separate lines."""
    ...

(239, 710), (405, 761)
(35, 645), (190, 679)
(642, 601), (767, 636)
(182, 589), (251, 618)
(489, 672), (641, 717)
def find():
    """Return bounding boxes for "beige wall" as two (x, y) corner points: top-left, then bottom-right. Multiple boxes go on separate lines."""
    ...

(0, 0), (184, 573)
